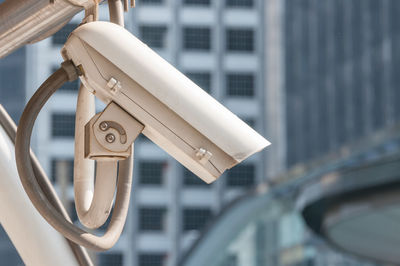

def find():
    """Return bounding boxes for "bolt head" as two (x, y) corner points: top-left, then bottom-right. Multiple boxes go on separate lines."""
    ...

(99, 122), (108, 131)
(105, 133), (115, 143)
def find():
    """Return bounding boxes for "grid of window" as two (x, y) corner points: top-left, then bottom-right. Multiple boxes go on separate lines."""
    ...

(51, 159), (74, 183)
(98, 253), (123, 266)
(226, 164), (255, 187)
(138, 253), (165, 266)
(226, 28), (254, 52)
(186, 72), (211, 93)
(183, 208), (212, 231)
(183, 27), (211, 50)
(183, 167), (207, 186)
(139, 161), (165, 185)
(184, 0), (210, 6)
(139, 207), (166, 231)
(226, 73), (255, 96)
(226, 0), (253, 7)
(140, 25), (167, 49)
(52, 23), (78, 45)
(140, 0), (163, 4)
(51, 113), (75, 137)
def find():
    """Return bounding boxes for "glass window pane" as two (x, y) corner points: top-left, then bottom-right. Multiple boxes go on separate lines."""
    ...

(226, 0), (253, 8)
(138, 253), (166, 266)
(226, 73), (255, 96)
(140, 25), (167, 49)
(183, 27), (211, 50)
(185, 72), (212, 93)
(139, 207), (166, 231)
(139, 0), (163, 4)
(226, 28), (254, 52)
(184, 0), (210, 6)
(139, 161), (165, 185)
(226, 164), (255, 187)
(51, 158), (74, 183)
(183, 167), (208, 186)
(98, 253), (123, 266)
(51, 113), (75, 138)
(183, 208), (212, 231)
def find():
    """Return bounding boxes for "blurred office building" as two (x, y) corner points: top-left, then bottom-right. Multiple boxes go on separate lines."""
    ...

(183, 0), (400, 265)
(265, 0), (400, 175)
(22, 0), (266, 265)
(1, 0), (400, 266)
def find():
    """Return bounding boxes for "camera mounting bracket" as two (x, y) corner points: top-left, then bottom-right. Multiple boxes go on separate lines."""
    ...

(85, 101), (144, 160)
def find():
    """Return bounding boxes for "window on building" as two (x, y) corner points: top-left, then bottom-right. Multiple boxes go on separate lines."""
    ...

(183, 0), (210, 6)
(52, 23), (78, 45)
(183, 27), (211, 51)
(52, 67), (80, 91)
(138, 253), (166, 266)
(226, 73), (255, 96)
(226, 164), (255, 187)
(51, 113), (75, 138)
(226, 28), (254, 52)
(51, 158), (74, 183)
(98, 253), (123, 266)
(183, 208), (212, 231)
(226, 0), (253, 8)
(139, 0), (163, 4)
(139, 207), (166, 231)
(139, 161), (165, 185)
(185, 72), (212, 93)
(183, 167), (208, 186)
(140, 25), (167, 49)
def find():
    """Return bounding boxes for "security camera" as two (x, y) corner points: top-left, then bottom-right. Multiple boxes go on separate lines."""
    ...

(14, 20), (271, 251)
(62, 21), (270, 183)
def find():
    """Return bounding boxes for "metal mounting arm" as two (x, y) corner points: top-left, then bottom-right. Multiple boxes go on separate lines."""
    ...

(75, 102), (143, 229)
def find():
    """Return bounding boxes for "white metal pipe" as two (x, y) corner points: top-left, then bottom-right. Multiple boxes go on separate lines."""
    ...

(74, 0), (125, 229)
(74, 84), (119, 229)
(0, 125), (78, 266)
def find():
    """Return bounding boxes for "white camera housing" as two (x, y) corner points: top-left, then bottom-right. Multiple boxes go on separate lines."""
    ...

(62, 21), (270, 183)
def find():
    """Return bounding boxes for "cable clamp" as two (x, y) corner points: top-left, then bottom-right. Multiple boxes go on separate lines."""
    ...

(61, 60), (80, 81)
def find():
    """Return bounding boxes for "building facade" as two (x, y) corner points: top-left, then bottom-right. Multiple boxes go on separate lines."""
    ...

(282, 0), (400, 167)
(4, 0), (398, 265)
(25, 0), (267, 265)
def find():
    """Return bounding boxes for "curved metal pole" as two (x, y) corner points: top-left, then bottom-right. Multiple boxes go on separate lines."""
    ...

(74, 83), (119, 229)
(73, 0), (125, 229)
